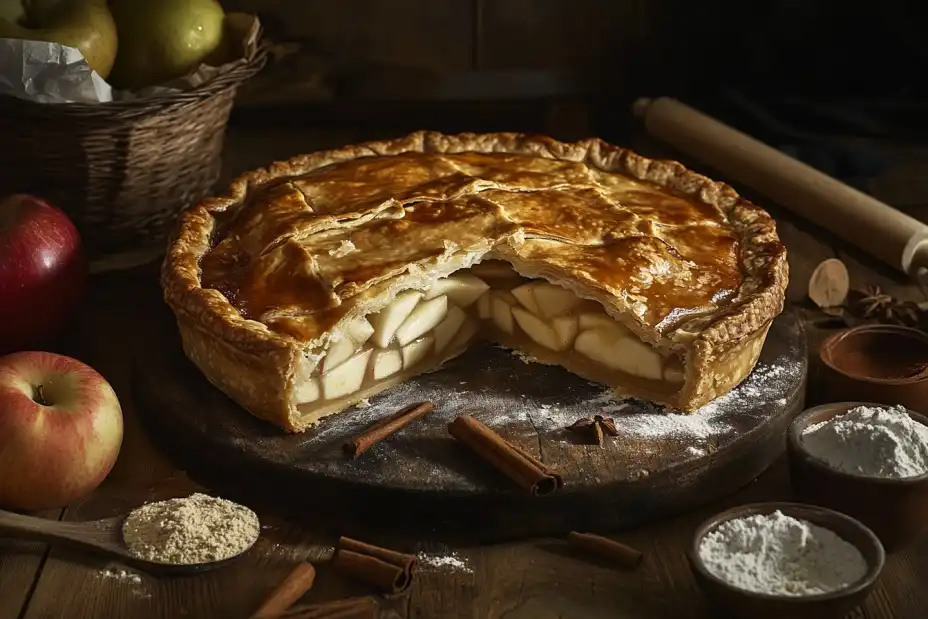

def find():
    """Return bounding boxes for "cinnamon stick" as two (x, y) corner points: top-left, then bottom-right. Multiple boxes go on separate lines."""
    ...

(332, 536), (416, 594)
(447, 414), (563, 495)
(567, 532), (643, 570)
(592, 421), (605, 447)
(280, 596), (378, 619)
(250, 562), (317, 619)
(343, 401), (435, 458)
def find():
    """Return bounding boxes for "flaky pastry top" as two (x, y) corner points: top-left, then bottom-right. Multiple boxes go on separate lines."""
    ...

(162, 132), (787, 357)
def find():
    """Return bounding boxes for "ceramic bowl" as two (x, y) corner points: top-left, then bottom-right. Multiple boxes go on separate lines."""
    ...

(818, 324), (928, 414)
(689, 502), (884, 619)
(788, 402), (928, 552)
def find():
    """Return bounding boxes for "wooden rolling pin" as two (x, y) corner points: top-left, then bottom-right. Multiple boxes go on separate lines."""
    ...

(632, 97), (928, 280)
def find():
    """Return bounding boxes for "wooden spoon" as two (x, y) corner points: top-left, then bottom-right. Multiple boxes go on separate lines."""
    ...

(0, 508), (254, 575)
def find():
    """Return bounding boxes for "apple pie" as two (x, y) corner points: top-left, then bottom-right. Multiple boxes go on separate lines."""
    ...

(161, 132), (788, 433)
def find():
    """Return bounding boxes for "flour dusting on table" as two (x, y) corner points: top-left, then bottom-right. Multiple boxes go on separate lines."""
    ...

(98, 567), (150, 598)
(100, 567), (142, 585)
(418, 550), (472, 573)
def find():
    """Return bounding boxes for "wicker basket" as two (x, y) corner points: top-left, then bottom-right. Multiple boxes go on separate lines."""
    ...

(0, 48), (267, 271)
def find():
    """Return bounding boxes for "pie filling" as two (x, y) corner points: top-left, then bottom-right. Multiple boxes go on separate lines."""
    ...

(292, 260), (684, 418)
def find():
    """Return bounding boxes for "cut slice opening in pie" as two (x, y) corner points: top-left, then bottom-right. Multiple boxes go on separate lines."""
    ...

(292, 262), (691, 421)
(161, 131), (788, 433)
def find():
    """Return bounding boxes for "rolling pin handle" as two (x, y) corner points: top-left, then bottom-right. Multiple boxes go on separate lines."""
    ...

(631, 97), (928, 280)
(908, 241), (928, 294)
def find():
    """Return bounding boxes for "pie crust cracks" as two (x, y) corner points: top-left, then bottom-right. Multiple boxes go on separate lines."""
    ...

(161, 131), (788, 433)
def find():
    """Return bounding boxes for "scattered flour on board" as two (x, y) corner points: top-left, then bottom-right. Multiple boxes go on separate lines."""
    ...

(417, 550), (472, 573)
(507, 348), (538, 364)
(302, 354), (800, 451)
(584, 358), (800, 442)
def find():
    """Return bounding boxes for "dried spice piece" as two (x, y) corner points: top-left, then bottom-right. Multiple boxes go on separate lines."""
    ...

(566, 532), (643, 570)
(838, 284), (928, 331)
(889, 300), (927, 328)
(808, 258), (849, 308)
(882, 299), (928, 329)
(250, 562), (317, 619)
(332, 537), (416, 595)
(449, 415), (563, 495)
(845, 284), (894, 320)
(343, 401), (435, 458)
(568, 415), (619, 447)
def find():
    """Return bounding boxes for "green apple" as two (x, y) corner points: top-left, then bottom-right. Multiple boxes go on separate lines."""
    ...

(0, 0), (25, 24)
(108, 0), (227, 90)
(0, 0), (118, 78)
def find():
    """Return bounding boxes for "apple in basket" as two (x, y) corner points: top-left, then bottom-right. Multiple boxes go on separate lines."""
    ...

(0, 194), (87, 354)
(0, 351), (123, 510)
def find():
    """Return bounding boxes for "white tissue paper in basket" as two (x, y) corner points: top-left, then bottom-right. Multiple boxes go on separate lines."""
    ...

(0, 38), (113, 103)
(0, 14), (260, 105)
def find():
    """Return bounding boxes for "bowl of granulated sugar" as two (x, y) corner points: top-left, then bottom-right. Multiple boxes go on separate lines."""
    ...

(788, 401), (928, 551)
(689, 502), (884, 619)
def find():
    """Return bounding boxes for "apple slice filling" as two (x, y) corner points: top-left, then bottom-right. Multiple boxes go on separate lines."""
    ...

(293, 272), (486, 410)
(486, 272), (686, 389)
(292, 262), (685, 415)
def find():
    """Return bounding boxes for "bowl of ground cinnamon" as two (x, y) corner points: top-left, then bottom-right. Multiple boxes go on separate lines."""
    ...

(688, 502), (884, 619)
(788, 402), (928, 552)
(818, 324), (928, 413)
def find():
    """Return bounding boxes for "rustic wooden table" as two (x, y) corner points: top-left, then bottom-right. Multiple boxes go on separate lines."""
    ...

(2, 125), (926, 619)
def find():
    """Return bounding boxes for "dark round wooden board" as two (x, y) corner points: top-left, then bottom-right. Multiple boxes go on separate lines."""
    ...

(134, 307), (807, 542)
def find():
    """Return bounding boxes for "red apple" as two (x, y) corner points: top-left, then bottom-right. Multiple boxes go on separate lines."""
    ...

(0, 194), (87, 354)
(0, 351), (123, 510)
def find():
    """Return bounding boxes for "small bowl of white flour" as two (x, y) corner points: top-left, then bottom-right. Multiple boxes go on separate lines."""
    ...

(689, 502), (884, 619)
(788, 401), (928, 551)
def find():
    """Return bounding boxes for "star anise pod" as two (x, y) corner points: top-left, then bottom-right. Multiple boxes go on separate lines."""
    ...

(885, 299), (928, 329)
(886, 300), (917, 327)
(568, 415), (618, 447)
(845, 284), (894, 320)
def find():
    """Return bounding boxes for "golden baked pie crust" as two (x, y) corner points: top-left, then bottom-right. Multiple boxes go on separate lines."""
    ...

(161, 131), (788, 433)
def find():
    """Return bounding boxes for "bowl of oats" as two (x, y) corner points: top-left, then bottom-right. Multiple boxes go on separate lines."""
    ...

(788, 401), (928, 552)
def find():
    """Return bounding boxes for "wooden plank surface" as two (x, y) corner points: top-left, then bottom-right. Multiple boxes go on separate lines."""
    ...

(0, 510), (60, 619)
(3, 125), (927, 618)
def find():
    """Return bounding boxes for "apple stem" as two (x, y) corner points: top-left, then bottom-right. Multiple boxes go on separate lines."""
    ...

(34, 384), (49, 406)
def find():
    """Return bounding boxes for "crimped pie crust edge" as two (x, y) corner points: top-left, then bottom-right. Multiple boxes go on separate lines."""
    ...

(160, 131), (789, 431)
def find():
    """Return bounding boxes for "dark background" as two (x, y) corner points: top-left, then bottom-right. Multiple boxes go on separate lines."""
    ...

(222, 0), (928, 209)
